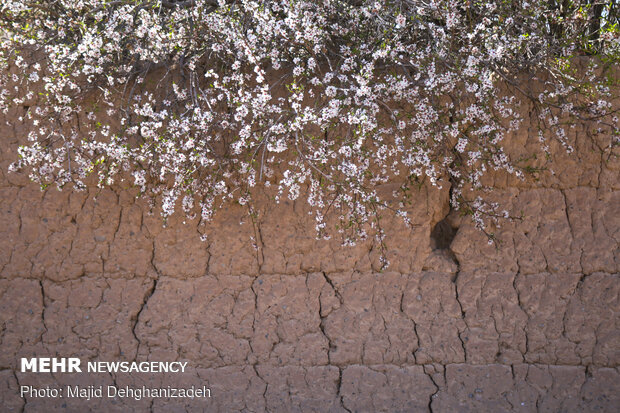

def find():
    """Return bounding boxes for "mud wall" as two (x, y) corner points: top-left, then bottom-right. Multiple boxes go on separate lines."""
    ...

(0, 101), (618, 413)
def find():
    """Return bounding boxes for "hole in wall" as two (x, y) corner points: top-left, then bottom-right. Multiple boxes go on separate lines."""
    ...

(430, 217), (457, 251)
(424, 214), (460, 275)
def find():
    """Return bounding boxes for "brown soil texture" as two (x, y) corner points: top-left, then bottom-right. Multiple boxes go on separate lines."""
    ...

(0, 103), (618, 413)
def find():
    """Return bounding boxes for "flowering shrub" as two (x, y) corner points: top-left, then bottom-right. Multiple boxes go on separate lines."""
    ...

(1, 1), (618, 266)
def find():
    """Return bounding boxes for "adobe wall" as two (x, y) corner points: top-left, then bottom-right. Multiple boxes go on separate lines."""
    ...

(0, 99), (618, 412)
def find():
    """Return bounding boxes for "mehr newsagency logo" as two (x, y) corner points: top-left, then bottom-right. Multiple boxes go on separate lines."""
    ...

(21, 357), (188, 373)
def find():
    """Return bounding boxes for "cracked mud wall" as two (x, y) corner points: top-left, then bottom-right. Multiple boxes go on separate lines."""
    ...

(0, 100), (618, 413)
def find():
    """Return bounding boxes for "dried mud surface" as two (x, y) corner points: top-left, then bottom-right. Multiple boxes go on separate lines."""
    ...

(0, 105), (619, 412)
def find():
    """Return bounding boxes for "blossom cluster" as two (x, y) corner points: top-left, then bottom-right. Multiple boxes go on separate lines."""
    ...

(1, 0), (618, 265)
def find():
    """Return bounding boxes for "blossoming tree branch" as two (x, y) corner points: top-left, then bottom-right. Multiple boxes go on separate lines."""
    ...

(1, 0), (618, 267)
